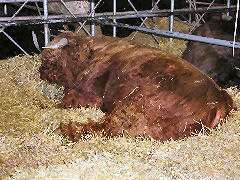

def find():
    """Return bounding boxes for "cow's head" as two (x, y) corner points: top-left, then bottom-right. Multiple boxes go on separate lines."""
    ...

(40, 32), (79, 64)
(39, 32), (81, 86)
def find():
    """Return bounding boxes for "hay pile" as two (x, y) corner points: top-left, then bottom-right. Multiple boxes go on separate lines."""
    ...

(126, 17), (190, 57)
(0, 17), (240, 179)
(76, 17), (189, 57)
(1, 54), (240, 180)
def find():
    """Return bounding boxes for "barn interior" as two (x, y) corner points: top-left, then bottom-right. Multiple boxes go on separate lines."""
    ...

(1, 0), (240, 179)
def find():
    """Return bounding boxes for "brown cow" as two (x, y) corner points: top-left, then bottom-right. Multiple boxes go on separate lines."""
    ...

(182, 18), (240, 88)
(39, 32), (234, 141)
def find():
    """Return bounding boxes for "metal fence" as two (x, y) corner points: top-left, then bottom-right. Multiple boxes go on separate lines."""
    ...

(0, 0), (239, 57)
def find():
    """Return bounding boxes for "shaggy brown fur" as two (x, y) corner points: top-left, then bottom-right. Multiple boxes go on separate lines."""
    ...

(39, 32), (234, 141)
(182, 19), (240, 88)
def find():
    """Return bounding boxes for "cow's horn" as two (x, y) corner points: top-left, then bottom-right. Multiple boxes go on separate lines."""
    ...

(221, 13), (233, 21)
(42, 38), (68, 49)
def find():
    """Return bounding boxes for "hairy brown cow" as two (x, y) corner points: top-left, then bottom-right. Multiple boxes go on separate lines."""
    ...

(39, 32), (234, 141)
(182, 19), (240, 88)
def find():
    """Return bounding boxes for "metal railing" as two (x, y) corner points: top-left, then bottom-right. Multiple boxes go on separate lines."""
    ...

(0, 0), (239, 56)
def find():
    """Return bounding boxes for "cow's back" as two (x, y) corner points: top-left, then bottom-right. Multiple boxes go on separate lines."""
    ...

(39, 32), (234, 141)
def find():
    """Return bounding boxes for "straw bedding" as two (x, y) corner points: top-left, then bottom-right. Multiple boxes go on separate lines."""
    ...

(0, 17), (240, 179)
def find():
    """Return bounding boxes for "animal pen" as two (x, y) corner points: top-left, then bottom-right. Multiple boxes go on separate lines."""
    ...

(0, 0), (240, 53)
(1, 0), (240, 179)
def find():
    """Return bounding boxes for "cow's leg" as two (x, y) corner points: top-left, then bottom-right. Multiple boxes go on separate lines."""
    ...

(55, 119), (105, 142)
(59, 89), (103, 108)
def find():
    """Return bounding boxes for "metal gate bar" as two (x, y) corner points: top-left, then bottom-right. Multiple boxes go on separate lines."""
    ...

(127, 0), (159, 44)
(94, 19), (240, 49)
(131, 0), (161, 41)
(0, 0), (30, 55)
(0, 0), (239, 56)
(189, 0), (215, 33)
(1, 6), (237, 24)
(59, 0), (91, 36)
(113, 0), (116, 37)
(1, 0), (81, 2)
